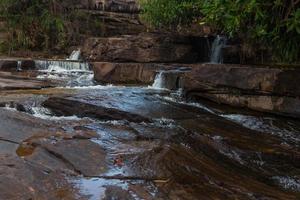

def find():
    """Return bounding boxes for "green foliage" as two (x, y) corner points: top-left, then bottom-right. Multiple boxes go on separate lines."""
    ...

(139, 0), (201, 28)
(140, 0), (300, 63)
(0, 0), (72, 52)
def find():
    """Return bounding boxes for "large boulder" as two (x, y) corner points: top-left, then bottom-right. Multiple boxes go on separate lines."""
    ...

(183, 64), (300, 118)
(83, 33), (198, 63)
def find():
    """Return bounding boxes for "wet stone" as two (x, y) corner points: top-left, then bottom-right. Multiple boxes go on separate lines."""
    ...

(37, 139), (108, 176)
(0, 84), (300, 199)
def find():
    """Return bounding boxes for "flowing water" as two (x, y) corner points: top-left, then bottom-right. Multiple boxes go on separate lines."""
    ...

(34, 54), (94, 87)
(210, 35), (227, 63)
(68, 49), (81, 61)
(0, 58), (300, 199)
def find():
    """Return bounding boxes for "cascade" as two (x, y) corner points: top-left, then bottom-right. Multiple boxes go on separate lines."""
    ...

(68, 49), (81, 61)
(35, 60), (90, 72)
(17, 61), (22, 71)
(152, 69), (188, 90)
(152, 71), (164, 89)
(210, 35), (227, 63)
(34, 51), (93, 87)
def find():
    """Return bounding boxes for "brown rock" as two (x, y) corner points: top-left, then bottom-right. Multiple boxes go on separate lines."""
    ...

(92, 62), (166, 84)
(183, 64), (300, 117)
(0, 71), (54, 90)
(43, 97), (152, 123)
(0, 60), (17, 71)
(38, 139), (107, 176)
(21, 60), (36, 70)
(83, 33), (198, 63)
(81, 10), (145, 36)
(184, 64), (300, 96)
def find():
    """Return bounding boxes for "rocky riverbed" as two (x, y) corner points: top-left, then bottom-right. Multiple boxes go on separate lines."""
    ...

(0, 60), (299, 200)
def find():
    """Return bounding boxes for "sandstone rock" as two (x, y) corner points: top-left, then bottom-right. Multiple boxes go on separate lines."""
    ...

(0, 59), (36, 71)
(37, 139), (107, 176)
(83, 33), (198, 63)
(21, 60), (36, 70)
(92, 62), (166, 84)
(0, 60), (17, 71)
(82, 10), (145, 37)
(43, 97), (152, 123)
(184, 64), (300, 97)
(0, 71), (54, 90)
(183, 64), (300, 118)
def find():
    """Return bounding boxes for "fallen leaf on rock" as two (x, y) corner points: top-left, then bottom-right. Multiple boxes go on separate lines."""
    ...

(113, 155), (124, 167)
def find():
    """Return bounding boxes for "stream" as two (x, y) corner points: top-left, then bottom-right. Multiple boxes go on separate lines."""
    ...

(0, 58), (299, 200)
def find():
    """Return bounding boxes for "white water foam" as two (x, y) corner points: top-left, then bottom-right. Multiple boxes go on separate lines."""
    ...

(2, 104), (18, 112)
(35, 60), (90, 71)
(160, 95), (216, 114)
(31, 107), (83, 121)
(152, 71), (164, 89)
(68, 49), (81, 61)
(220, 114), (300, 144)
(35, 59), (94, 87)
(272, 176), (300, 191)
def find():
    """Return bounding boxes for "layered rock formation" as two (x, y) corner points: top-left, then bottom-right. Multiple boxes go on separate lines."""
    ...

(0, 59), (36, 71)
(92, 62), (164, 84)
(83, 34), (198, 63)
(183, 64), (300, 118)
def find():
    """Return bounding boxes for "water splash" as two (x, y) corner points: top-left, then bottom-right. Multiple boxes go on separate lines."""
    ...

(68, 49), (81, 61)
(151, 69), (186, 90)
(35, 59), (93, 87)
(152, 71), (164, 89)
(35, 60), (90, 71)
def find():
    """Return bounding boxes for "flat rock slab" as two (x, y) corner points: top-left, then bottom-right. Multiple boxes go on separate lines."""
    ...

(0, 71), (55, 90)
(36, 139), (107, 176)
(43, 97), (152, 123)
(0, 154), (80, 200)
(183, 63), (300, 118)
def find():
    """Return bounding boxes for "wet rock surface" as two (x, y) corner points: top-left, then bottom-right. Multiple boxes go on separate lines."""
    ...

(0, 71), (56, 90)
(43, 97), (151, 123)
(0, 81), (299, 199)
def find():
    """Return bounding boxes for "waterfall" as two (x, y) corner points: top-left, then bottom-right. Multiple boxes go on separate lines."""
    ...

(68, 49), (81, 61)
(152, 69), (187, 90)
(35, 59), (93, 87)
(152, 71), (164, 88)
(210, 35), (227, 64)
(35, 60), (90, 72)
(17, 61), (22, 71)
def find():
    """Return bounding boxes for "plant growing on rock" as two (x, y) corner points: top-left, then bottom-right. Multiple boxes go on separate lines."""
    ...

(0, 0), (82, 53)
(140, 0), (300, 63)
